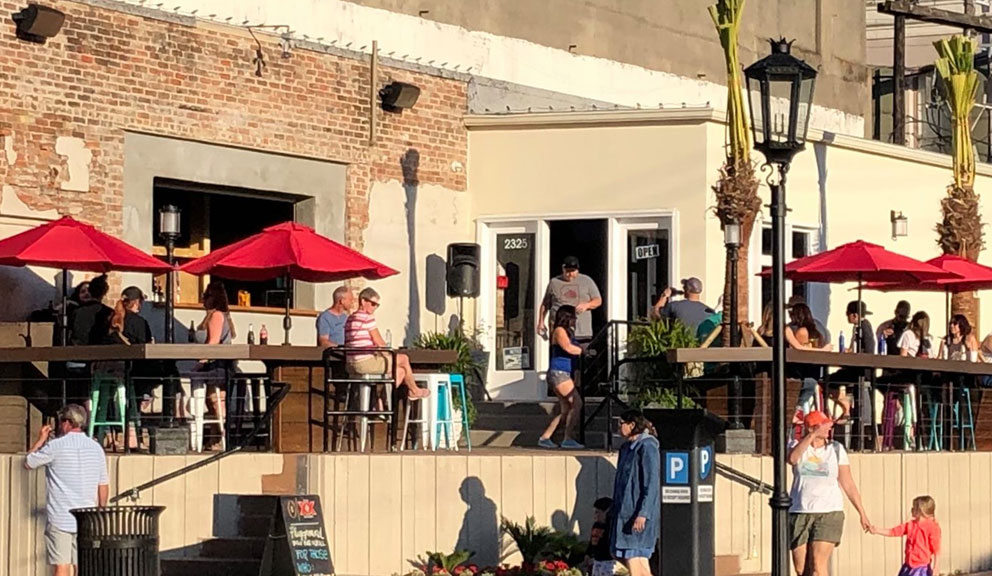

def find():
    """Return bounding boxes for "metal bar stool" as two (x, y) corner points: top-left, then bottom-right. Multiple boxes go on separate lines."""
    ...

(954, 387), (977, 451)
(400, 393), (428, 451)
(88, 362), (139, 452)
(450, 374), (472, 452)
(321, 347), (396, 453)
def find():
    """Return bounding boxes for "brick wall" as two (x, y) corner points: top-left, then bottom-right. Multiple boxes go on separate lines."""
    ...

(0, 0), (468, 250)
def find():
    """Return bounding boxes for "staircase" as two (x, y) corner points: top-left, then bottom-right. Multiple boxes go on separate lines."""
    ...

(161, 495), (278, 576)
(469, 398), (616, 449)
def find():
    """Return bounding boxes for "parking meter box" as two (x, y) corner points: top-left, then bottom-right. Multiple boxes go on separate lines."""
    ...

(643, 409), (726, 576)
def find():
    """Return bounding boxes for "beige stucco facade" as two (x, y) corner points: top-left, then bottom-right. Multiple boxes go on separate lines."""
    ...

(467, 108), (992, 371)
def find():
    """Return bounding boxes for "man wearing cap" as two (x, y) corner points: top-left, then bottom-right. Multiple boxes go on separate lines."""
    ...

(787, 295), (831, 346)
(538, 256), (602, 344)
(652, 277), (715, 335)
(841, 300), (874, 354)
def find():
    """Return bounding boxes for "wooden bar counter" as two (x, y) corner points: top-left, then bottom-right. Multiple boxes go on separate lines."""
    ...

(0, 344), (456, 454)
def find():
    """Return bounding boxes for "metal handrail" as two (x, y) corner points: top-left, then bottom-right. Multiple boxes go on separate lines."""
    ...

(109, 382), (289, 504)
(715, 461), (773, 495)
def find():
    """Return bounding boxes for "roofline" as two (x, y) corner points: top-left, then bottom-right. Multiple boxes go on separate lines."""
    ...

(465, 107), (992, 177)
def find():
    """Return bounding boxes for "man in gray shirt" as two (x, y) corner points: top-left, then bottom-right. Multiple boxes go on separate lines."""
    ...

(652, 277), (715, 336)
(538, 256), (602, 342)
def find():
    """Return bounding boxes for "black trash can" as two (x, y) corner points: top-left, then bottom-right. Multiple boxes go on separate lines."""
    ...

(71, 505), (165, 576)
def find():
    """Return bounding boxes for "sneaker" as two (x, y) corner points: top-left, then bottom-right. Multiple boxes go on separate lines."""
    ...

(538, 437), (557, 449)
(560, 439), (585, 450)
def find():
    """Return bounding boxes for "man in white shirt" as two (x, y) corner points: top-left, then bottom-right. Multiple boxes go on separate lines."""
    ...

(25, 404), (109, 576)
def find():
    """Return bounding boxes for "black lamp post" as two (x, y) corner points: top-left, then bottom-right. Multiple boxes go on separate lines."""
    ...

(744, 38), (817, 576)
(724, 219), (743, 429)
(158, 205), (181, 344)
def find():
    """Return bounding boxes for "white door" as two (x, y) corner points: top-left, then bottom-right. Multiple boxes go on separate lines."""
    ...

(609, 216), (675, 324)
(479, 221), (548, 399)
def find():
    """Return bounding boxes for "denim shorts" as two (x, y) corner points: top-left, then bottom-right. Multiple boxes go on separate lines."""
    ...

(547, 370), (572, 388)
(613, 547), (653, 560)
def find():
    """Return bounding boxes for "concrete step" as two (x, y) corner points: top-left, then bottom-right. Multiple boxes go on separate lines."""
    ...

(161, 558), (261, 576)
(200, 537), (267, 560)
(235, 513), (274, 538)
(233, 494), (279, 516)
(468, 428), (617, 449)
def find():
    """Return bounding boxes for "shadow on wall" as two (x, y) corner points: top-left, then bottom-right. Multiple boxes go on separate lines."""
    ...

(403, 149), (422, 346)
(425, 252), (448, 333)
(456, 477), (499, 566)
(0, 267), (62, 322)
(570, 456), (615, 538)
(809, 141), (832, 324)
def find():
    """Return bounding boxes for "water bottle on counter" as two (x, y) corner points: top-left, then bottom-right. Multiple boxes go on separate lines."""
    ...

(259, 324), (269, 345)
(878, 334), (887, 355)
(838, 332), (845, 353)
(187, 321), (197, 343)
(247, 323), (256, 345)
(385, 329), (393, 348)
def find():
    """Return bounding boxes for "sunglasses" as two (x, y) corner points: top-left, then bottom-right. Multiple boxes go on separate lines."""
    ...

(364, 299), (380, 308)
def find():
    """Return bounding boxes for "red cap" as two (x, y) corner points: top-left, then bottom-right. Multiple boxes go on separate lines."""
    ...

(803, 411), (831, 428)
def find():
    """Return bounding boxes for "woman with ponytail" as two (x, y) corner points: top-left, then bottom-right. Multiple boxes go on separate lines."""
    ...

(609, 410), (660, 576)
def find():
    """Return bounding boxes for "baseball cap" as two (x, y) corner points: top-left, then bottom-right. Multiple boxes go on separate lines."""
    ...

(681, 277), (703, 294)
(121, 286), (145, 301)
(846, 300), (871, 316)
(803, 411), (831, 428)
(562, 256), (580, 270)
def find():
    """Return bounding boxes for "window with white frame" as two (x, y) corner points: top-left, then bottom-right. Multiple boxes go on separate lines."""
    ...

(759, 225), (816, 308)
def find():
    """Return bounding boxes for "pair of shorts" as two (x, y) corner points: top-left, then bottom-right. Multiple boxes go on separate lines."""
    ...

(789, 511), (845, 548)
(613, 547), (653, 560)
(348, 354), (392, 376)
(547, 370), (572, 388)
(45, 525), (77, 566)
(898, 565), (933, 576)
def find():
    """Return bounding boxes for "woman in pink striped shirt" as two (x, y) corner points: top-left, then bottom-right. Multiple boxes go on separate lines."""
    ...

(345, 288), (429, 398)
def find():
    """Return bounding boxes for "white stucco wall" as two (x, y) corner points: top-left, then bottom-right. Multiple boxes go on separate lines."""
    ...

(363, 180), (472, 346)
(107, 0), (864, 136)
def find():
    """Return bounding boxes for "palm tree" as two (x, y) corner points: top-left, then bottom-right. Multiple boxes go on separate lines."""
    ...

(710, 0), (760, 345)
(934, 35), (985, 325)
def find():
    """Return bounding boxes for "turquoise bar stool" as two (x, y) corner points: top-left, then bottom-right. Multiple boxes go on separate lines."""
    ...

(450, 374), (471, 452)
(88, 371), (139, 449)
(926, 401), (943, 452)
(433, 376), (455, 451)
(954, 388), (977, 451)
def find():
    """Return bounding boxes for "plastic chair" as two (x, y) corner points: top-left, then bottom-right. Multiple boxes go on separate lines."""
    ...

(184, 377), (226, 453)
(954, 388), (977, 451)
(433, 377), (456, 451)
(87, 371), (139, 450)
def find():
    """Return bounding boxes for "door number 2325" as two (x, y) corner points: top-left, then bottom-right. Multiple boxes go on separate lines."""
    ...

(502, 238), (529, 250)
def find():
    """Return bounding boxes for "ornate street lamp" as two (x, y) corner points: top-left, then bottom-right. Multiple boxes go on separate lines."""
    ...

(744, 38), (817, 576)
(158, 205), (181, 344)
(724, 219), (743, 430)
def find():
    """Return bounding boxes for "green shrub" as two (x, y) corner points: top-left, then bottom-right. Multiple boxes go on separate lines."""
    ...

(625, 319), (699, 409)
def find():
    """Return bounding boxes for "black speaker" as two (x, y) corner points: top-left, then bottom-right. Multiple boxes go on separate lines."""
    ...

(446, 243), (480, 298)
(13, 4), (65, 43)
(380, 82), (421, 112)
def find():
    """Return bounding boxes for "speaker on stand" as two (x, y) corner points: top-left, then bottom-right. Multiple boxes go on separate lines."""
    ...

(445, 243), (490, 400)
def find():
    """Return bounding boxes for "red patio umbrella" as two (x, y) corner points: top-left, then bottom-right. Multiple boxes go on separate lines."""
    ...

(759, 241), (957, 350)
(0, 216), (173, 344)
(862, 254), (992, 341)
(179, 222), (398, 344)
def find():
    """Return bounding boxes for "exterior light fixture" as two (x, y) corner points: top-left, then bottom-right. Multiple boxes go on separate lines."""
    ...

(159, 204), (181, 240)
(891, 210), (908, 239)
(12, 3), (65, 44)
(724, 221), (742, 248)
(158, 205), (181, 345)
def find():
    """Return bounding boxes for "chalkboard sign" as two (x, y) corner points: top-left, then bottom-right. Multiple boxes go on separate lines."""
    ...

(278, 495), (333, 576)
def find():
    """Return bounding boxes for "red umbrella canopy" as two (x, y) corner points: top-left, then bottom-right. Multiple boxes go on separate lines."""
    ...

(179, 222), (398, 282)
(0, 216), (171, 273)
(773, 241), (956, 284)
(863, 254), (992, 293)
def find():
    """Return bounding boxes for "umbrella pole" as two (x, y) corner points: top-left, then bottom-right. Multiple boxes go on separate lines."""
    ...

(857, 274), (863, 352)
(60, 269), (69, 408)
(945, 290), (951, 351)
(283, 273), (292, 345)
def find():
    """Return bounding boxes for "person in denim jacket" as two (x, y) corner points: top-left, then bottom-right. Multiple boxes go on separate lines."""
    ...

(609, 410), (660, 576)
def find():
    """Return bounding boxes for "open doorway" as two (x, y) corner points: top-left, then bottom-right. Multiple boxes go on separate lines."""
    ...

(548, 219), (609, 337)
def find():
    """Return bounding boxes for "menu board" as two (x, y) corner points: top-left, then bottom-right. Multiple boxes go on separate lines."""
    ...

(279, 495), (332, 576)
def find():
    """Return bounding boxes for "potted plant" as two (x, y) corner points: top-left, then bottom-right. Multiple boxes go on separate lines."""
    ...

(625, 318), (699, 408)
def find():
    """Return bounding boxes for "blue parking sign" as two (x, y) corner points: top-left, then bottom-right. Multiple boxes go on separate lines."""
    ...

(665, 452), (689, 485)
(699, 446), (713, 480)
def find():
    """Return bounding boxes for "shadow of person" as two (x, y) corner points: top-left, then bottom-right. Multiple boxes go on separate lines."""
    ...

(456, 477), (499, 566)
(551, 510), (570, 534)
(570, 456), (616, 538)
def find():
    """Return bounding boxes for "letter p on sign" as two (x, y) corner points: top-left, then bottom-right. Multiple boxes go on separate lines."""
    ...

(665, 452), (689, 485)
